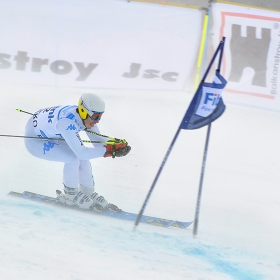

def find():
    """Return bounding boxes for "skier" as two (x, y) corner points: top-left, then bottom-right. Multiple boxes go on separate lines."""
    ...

(24, 93), (131, 211)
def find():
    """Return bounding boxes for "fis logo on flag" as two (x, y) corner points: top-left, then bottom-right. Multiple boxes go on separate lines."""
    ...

(204, 92), (221, 106)
(196, 73), (226, 118)
(196, 89), (223, 117)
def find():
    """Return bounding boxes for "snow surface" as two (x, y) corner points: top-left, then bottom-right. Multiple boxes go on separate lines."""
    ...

(0, 83), (279, 280)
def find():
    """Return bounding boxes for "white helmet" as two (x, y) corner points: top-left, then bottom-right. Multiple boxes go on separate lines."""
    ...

(78, 93), (105, 120)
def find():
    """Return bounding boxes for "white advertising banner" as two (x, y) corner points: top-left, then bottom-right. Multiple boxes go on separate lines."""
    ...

(0, 0), (202, 91)
(212, 2), (280, 111)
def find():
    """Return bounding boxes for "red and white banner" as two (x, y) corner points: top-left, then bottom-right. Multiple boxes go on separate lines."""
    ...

(0, 0), (202, 91)
(212, 2), (280, 111)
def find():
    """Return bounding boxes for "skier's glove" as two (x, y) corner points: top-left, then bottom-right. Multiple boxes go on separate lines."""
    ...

(104, 139), (131, 158)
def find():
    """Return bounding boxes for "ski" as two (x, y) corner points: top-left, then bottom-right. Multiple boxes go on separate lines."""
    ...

(8, 191), (192, 229)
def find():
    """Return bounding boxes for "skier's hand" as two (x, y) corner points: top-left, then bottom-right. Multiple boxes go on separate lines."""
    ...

(104, 139), (131, 158)
(115, 145), (131, 157)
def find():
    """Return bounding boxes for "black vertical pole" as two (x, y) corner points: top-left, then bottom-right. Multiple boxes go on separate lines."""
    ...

(192, 37), (225, 237)
(192, 122), (212, 237)
(133, 127), (182, 231)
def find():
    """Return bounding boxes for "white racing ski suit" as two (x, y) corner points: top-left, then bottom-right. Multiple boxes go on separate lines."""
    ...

(24, 105), (109, 190)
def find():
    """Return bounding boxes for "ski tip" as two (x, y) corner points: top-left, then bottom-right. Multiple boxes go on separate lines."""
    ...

(172, 221), (193, 229)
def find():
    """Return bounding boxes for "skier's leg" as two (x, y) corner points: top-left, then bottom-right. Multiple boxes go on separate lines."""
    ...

(24, 137), (93, 209)
(79, 160), (94, 189)
(79, 160), (108, 210)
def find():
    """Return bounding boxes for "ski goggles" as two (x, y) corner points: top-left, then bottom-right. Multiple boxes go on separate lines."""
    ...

(80, 99), (104, 121)
(88, 112), (103, 121)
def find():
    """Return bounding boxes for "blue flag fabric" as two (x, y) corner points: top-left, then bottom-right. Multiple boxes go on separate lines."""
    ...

(180, 71), (227, 130)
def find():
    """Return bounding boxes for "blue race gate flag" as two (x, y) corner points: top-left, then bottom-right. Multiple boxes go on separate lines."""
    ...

(134, 37), (227, 233)
(180, 71), (227, 130)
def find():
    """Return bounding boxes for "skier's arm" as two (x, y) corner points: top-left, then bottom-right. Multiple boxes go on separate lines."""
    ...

(86, 125), (110, 145)
(56, 118), (105, 160)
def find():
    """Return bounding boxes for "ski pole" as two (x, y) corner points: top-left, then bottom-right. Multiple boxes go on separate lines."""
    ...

(86, 130), (129, 146)
(85, 130), (115, 141)
(16, 108), (33, 115)
(0, 134), (108, 144)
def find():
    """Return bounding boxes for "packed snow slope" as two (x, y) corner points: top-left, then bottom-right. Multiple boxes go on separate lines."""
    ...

(0, 83), (279, 280)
